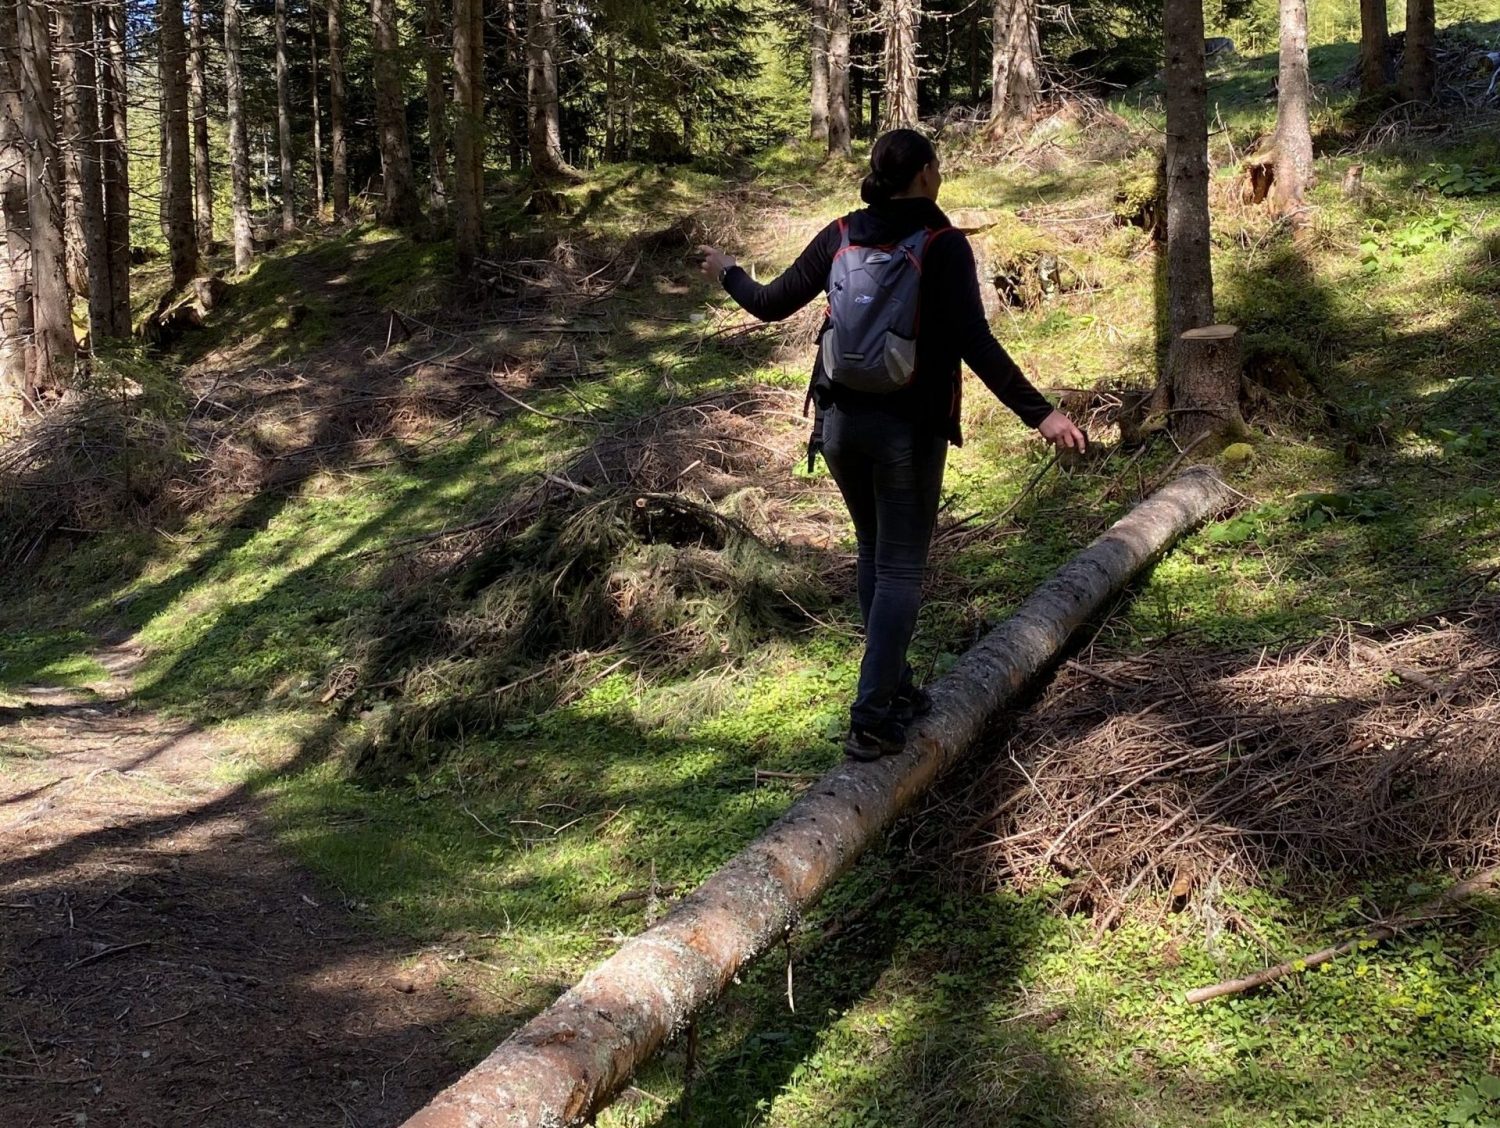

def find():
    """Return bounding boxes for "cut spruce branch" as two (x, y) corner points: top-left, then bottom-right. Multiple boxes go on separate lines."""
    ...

(401, 466), (1234, 1128)
(1185, 863), (1500, 1005)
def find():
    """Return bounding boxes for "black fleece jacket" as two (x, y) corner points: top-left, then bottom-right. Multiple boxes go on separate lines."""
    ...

(721, 196), (1053, 446)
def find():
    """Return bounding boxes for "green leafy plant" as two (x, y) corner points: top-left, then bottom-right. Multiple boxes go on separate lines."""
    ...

(1421, 162), (1500, 197)
(1361, 211), (1462, 272)
(1441, 1075), (1500, 1127)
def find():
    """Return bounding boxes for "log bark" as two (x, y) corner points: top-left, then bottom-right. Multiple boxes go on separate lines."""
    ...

(1168, 324), (1244, 442)
(1271, 0), (1313, 215)
(225, 0), (255, 270)
(828, 0), (852, 157)
(1162, 0), (1215, 341)
(811, 0), (830, 142)
(1358, 0), (1390, 95)
(400, 467), (1235, 1128)
(328, 0), (349, 218)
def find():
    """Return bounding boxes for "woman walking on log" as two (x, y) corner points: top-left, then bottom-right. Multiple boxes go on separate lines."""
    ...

(700, 129), (1086, 761)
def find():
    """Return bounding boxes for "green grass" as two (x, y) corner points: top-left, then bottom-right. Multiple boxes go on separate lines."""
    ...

(7, 23), (1500, 1125)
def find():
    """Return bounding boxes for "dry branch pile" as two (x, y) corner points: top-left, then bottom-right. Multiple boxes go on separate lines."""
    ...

(955, 602), (1500, 921)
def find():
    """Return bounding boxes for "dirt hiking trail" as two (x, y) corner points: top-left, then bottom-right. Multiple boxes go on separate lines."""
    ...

(0, 646), (468, 1127)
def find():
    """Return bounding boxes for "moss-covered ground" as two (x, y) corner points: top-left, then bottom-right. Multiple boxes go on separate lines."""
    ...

(6, 13), (1500, 1125)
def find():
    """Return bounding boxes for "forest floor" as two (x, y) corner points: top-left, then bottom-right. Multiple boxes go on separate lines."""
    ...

(6, 15), (1500, 1128)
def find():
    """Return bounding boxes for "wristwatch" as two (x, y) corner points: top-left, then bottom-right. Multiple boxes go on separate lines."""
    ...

(718, 263), (732, 285)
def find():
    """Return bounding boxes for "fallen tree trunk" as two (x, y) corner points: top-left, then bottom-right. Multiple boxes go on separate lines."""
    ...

(403, 466), (1234, 1128)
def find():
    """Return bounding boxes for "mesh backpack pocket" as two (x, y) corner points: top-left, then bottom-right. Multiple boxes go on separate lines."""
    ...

(820, 221), (946, 395)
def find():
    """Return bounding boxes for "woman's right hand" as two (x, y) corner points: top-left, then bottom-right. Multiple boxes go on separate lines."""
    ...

(1038, 410), (1087, 452)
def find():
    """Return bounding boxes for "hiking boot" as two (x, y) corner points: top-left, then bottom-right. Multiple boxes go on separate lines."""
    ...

(892, 685), (932, 724)
(843, 718), (909, 761)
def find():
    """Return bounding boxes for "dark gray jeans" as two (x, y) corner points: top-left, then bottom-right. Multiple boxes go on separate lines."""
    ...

(820, 404), (947, 729)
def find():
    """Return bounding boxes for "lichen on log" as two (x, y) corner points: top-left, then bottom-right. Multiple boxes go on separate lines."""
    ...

(401, 466), (1235, 1128)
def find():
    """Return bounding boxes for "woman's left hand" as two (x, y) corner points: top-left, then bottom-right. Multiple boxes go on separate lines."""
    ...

(697, 245), (737, 283)
(1038, 410), (1088, 452)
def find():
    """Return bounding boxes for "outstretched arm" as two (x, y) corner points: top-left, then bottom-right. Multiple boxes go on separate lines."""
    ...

(699, 220), (841, 323)
(933, 233), (1087, 451)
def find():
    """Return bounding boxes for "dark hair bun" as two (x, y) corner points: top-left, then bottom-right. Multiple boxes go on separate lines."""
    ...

(861, 129), (936, 206)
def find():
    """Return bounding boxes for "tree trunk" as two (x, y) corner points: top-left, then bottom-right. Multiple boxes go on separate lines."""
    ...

(400, 467), (1235, 1128)
(190, 0), (214, 252)
(503, 0), (524, 168)
(811, 0), (830, 141)
(1162, 0), (1214, 342)
(18, 0), (75, 389)
(310, 6), (326, 213)
(603, 42), (616, 161)
(0, 0), (33, 408)
(224, 0), (255, 270)
(160, 0), (198, 288)
(452, 0), (484, 275)
(1398, 0), (1435, 102)
(1358, 0), (1390, 94)
(373, 0), (422, 226)
(275, 0), (297, 232)
(882, 0), (920, 130)
(58, 0), (108, 346)
(425, 0), (448, 216)
(526, 0), (567, 176)
(990, 0), (1041, 127)
(828, 0), (852, 156)
(1168, 325), (1244, 442)
(327, 0), (349, 218)
(98, 0), (130, 336)
(1271, 0), (1313, 214)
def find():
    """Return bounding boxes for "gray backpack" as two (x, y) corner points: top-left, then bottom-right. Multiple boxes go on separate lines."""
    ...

(820, 218), (950, 394)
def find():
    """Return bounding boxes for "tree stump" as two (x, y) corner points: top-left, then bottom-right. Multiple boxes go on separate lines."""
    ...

(1169, 324), (1244, 443)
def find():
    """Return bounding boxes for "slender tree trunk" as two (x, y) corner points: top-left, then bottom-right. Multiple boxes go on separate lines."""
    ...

(58, 0), (108, 346)
(1398, 0), (1435, 102)
(828, 0), (852, 156)
(453, 0), (484, 274)
(1358, 0), (1390, 94)
(0, 0), (34, 406)
(1162, 0), (1214, 341)
(811, 0), (830, 141)
(373, 0), (422, 225)
(882, 0), (920, 129)
(603, 42), (616, 161)
(968, 1), (980, 101)
(189, 0), (214, 252)
(526, 0), (567, 175)
(98, 0), (130, 336)
(425, 0), (448, 216)
(17, 0), (75, 388)
(327, 0), (349, 218)
(505, 0), (525, 168)
(224, 0), (255, 269)
(1272, 0), (1314, 214)
(160, 0), (198, 288)
(275, 0), (297, 232)
(990, 0), (1041, 126)
(310, 5), (326, 212)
